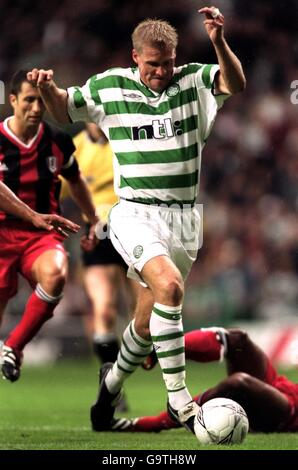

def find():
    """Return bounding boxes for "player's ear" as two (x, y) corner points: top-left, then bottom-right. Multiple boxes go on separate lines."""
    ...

(132, 49), (139, 65)
(9, 94), (17, 109)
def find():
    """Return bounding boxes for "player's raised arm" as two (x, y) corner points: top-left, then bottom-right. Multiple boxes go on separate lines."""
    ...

(27, 68), (70, 124)
(198, 6), (246, 95)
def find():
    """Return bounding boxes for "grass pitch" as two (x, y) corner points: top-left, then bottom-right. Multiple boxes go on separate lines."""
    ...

(0, 359), (297, 450)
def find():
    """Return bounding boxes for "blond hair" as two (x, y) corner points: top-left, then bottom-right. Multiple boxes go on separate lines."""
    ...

(132, 19), (178, 52)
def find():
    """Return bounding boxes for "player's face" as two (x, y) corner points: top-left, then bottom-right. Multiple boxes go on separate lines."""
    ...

(132, 45), (176, 92)
(10, 82), (45, 129)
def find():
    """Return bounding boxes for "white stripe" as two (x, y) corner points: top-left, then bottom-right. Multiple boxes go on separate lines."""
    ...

(131, 319), (152, 347)
(120, 157), (198, 179)
(36, 284), (63, 304)
(154, 303), (182, 313)
(102, 102), (199, 131)
(62, 155), (74, 169)
(111, 129), (199, 154)
(117, 186), (197, 201)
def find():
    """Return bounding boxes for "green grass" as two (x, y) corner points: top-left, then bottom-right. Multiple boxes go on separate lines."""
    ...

(0, 360), (297, 450)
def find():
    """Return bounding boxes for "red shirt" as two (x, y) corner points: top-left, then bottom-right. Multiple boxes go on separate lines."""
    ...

(0, 118), (79, 220)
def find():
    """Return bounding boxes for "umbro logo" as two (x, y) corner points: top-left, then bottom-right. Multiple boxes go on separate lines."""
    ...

(123, 93), (142, 100)
(0, 162), (8, 171)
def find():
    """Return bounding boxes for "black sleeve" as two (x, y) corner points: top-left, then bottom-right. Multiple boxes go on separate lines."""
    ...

(53, 129), (80, 181)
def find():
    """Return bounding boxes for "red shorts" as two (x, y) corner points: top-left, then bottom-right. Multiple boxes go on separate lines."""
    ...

(265, 359), (298, 431)
(0, 221), (66, 300)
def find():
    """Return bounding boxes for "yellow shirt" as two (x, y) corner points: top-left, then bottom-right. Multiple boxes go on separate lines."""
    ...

(61, 130), (118, 224)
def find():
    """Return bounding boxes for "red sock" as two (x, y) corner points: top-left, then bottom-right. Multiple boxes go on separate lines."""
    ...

(135, 411), (179, 432)
(134, 394), (201, 432)
(185, 330), (221, 362)
(6, 291), (57, 351)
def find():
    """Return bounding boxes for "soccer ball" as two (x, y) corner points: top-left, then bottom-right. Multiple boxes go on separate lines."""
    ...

(194, 398), (249, 445)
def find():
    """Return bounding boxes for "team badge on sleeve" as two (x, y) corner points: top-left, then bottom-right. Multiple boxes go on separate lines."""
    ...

(46, 156), (57, 173)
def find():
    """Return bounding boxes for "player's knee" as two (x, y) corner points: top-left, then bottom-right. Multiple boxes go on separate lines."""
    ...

(227, 329), (249, 352)
(39, 267), (67, 296)
(158, 278), (184, 304)
(134, 317), (151, 340)
(226, 372), (253, 393)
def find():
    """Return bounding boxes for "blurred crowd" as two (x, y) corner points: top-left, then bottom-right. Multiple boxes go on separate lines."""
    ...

(1, 0), (298, 328)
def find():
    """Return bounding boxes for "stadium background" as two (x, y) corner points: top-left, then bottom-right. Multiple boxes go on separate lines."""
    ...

(0, 0), (298, 368)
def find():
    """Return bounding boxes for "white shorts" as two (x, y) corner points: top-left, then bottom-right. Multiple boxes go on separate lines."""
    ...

(109, 199), (201, 285)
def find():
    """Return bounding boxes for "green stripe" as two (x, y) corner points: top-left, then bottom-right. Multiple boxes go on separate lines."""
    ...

(109, 126), (132, 141)
(104, 87), (197, 116)
(89, 71), (156, 98)
(89, 75), (102, 105)
(116, 142), (198, 166)
(110, 115), (198, 141)
(120, 171), (198, 190)
(122, 338), (149, 358)
(119, 350), (140, 367)
(168, 386), (186, 393)
(151, 331), (184, 342)
(202, 64), (213, 89)
(157, 347), (185, 358)
(173, 64), (203, 82)
(83, 65), (204, 105)
(153, 306), (181, 321)
(117, 364), (133, 374)
(129, 323), (151, 348)
(123, 197), (195, 206)
(73, 87), (86, 108)
(162, 366), (185, 374)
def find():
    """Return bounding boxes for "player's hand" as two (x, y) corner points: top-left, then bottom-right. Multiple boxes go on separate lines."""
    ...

(32, 213), (80, 238)
(80, 220), (99, 252)
(27, 68), (54, 90)
(198, 6), (224, 45)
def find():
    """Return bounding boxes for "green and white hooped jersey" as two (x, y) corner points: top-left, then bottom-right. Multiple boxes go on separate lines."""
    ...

(67, 64), (228, 205)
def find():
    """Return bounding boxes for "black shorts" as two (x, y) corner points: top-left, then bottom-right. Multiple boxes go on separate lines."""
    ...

(82, 224), (127, 269)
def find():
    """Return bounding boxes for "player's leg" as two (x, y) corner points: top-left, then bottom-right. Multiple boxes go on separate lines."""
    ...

(0, 299), (8, 327)
(140, 255), (199, 432)
(91, 284), (154, 431)
(111, 409), (181, 433)
(0, 299), (23, 381)
(84, 264), (123, 363)
(85, 263), (132, 412)
(82, 234), (131, 364)
(225, 329), (269, 380)
(198, 372), (291, 432)
(3, 247), (67, 380)
(142, 327), (227, 370)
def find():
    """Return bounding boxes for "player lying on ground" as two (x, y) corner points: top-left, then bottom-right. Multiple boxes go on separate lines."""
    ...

(111, 328), (298, 432)
(0, 180), (80, 236)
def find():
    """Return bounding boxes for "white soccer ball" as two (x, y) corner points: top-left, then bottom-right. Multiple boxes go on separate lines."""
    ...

(194, 398), (249, 445)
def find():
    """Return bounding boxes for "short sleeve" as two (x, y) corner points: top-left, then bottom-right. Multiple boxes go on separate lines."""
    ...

(67, 75), (105, 125)
(194, 64), (230, 142)
(54, 132), (80, 181)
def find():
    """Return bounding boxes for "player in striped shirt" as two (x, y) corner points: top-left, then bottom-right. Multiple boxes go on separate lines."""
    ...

(28, 6), (246, 435)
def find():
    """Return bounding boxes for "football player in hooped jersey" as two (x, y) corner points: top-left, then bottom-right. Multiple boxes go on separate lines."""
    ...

(28, 6), (246, 434)
(0, 70), (99, 382)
